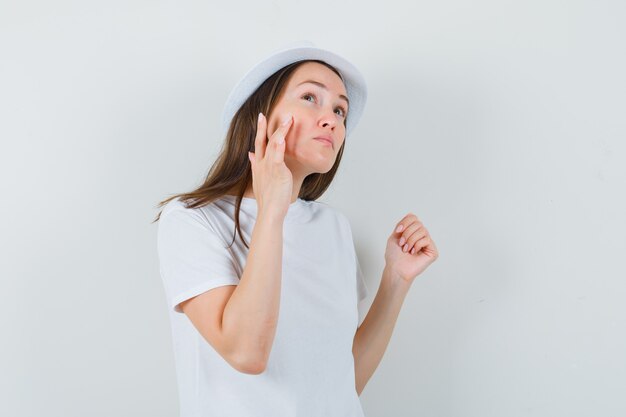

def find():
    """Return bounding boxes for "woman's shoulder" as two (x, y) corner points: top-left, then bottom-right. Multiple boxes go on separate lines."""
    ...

(161, 196), (199, 216)
(159, 196), (220, 230)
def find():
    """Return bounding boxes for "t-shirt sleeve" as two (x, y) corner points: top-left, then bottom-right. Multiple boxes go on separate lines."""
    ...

(355, 250), (369, 303)
(157, 205), (240, 313)
(340, 212), (369, 303)
(348, 220), (369, 327)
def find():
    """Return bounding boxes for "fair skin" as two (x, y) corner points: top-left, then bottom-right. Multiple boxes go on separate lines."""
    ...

(228, 61), (348, 202)
(229, 61), (440, 395)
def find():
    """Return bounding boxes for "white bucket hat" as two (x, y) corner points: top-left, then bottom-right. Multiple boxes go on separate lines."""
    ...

(221, 40), (367, 139)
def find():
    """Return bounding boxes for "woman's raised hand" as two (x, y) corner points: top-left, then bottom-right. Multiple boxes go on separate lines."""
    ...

(248, 112), (294, 220)
(383, 213), (439, 286)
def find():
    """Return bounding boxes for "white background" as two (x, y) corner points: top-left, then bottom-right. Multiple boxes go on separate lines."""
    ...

(2, 1), (625, 416)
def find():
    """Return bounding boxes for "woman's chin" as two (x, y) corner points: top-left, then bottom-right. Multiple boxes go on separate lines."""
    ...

(289, 150), (337, 174)
(311, 160), (336, 174)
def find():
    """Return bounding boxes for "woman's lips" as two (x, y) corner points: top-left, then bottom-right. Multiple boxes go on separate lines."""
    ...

(314, 137), (333, 147)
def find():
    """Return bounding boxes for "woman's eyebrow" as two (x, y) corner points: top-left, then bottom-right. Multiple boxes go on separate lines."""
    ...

(296, 80), (349, 108)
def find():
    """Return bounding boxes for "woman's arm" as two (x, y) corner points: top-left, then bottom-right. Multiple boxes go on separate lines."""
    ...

(352, 213), (438, 395)
(219, 210), (286, 373)
(352, 265), (411, 396)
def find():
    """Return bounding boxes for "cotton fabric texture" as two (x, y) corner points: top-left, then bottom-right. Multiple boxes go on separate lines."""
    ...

(157, 195), (369, 417)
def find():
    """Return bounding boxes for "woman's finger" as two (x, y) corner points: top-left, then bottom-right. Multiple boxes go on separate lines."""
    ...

(254, 112), (267, 160)
(405, 226), (428, 253)
(397, 221), (422, 248)
(394, 213), (419, 234)
(267, 114), (292, 164)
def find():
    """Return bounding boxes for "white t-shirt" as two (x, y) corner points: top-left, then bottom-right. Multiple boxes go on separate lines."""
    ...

(157, 194), (369, 417)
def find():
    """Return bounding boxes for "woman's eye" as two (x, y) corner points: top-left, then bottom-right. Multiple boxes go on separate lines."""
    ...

(302, 93), (346, 118)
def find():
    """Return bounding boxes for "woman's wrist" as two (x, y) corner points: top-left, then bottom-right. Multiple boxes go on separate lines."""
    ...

(382, 264), (413, 293)
(256, 209), (286, 228)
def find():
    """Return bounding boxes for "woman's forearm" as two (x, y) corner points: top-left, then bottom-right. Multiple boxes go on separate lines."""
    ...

(352, 265), (412, 396)
(221, 210), (285, 372)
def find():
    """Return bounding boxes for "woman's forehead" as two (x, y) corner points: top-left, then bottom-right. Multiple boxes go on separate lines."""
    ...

(288, 62), (347, 96)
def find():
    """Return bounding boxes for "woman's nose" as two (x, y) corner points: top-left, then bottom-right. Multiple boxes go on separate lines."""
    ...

(318, 107), (337, 128)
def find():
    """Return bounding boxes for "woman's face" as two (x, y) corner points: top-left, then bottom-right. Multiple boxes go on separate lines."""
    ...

(266, 61), (349, 175)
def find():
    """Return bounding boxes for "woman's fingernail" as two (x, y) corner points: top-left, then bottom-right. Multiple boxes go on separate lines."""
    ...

(281, 114), (292, 126)
(396, 224), (404, 233)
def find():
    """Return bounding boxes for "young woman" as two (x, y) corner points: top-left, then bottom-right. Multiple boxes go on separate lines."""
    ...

(154, 41), (439, 417)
